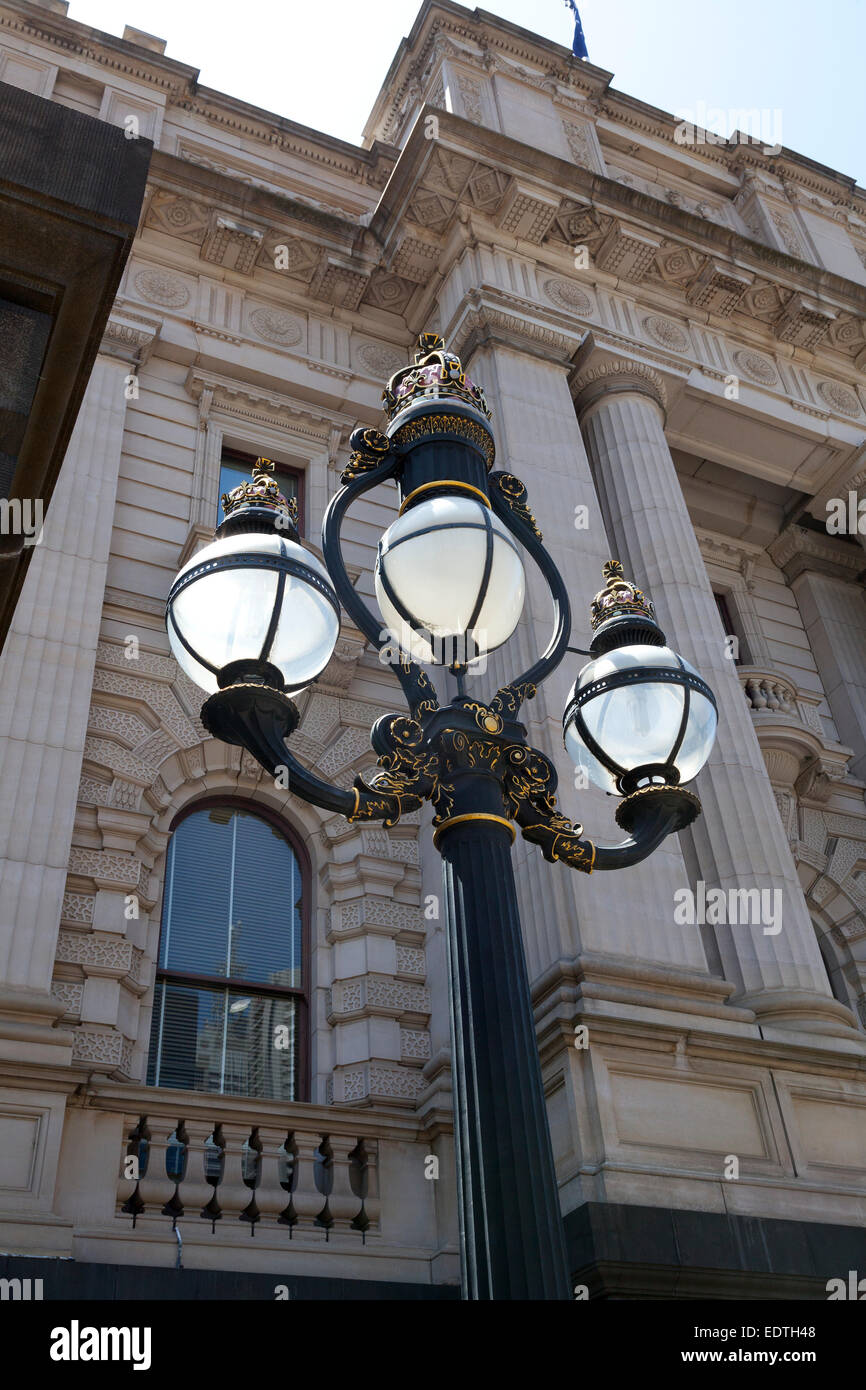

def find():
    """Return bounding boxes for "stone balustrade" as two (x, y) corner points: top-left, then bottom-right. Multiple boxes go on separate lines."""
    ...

(117, 1110), (380, 1241)
(740, 669), (799, 715)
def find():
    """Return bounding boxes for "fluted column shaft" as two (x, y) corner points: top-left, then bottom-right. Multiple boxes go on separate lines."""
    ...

(0, 354), (131, 1002)
(578, 380), (856, 1038)
(464, 343), (709, 977)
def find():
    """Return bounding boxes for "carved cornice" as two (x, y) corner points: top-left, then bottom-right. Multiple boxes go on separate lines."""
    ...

(696, 530), (765, 590)
(366, 7), (610, 146)
(100, 310), (161, 366)
(185, 368), (355, 440)
(448, 296), (582, 364)
(0, 1), (198, 92)
(768, 524), (865, 582)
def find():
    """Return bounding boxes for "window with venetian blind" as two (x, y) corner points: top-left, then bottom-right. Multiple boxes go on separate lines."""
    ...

(146, 803), (306, 1101)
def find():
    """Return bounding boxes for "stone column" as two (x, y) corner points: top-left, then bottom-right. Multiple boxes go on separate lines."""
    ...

(0, 341), (143, 1054)
(573, 356), (859, 1040)
(768, 526), (866, 783)
(459, 333), (716, 994)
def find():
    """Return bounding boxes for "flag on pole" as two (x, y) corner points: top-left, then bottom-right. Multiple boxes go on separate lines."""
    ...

(564, 0), (589, 60)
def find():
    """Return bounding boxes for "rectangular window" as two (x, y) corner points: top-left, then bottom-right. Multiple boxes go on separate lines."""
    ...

(147, 979), (298, 1100)
(217, 447), (304, 532)
(713, 591), (743, 665)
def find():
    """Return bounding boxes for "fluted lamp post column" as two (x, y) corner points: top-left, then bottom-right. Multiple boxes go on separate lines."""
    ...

(164, 334), (719, 1301)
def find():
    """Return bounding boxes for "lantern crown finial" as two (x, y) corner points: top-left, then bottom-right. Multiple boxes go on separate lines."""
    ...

(220, 457), (298, 533)
(382, 332), (491, 424)
(590, 559), (656, 632)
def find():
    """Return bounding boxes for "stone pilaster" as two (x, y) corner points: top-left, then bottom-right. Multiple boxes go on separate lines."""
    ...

(0, 338), (145, 1052)
(573, 354), (860, 1041)
(769, 524), (866, 783)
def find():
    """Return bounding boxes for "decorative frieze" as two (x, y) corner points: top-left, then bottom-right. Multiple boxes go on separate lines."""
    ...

(71, 1028), (134, 1075)
(400, 1029), (432, 1063)
(355, 341), (408, 377)
(55, 931), (137, 977)
(561, 118), (603, 174)
(391, 233), (439, 285)
(643, 314), (690, 353)
(817, 380), (862, 418)
(496, 180), (560, 244)
(200, 213), (264, 274)
(67, 849), (142, 890)
(542, 277), (594, 315)
(360, 830), (420, 864)
(594, 224), (662, 282)
(61, 892), (95, 924)
(51, 981), (83, 1017)
(686, 261), (753, 317)
(774, 293), (836, 349)
(733, 349), (779, 385)
(341, 1064), (426, 1103)
(329, 897), (425, 940)
(395, 945), (426, 976)
(247, 306), (304, 346)
(330, 974), (431, 1019)
(132, 266), (191, 308)
(313, 258), (369, 311)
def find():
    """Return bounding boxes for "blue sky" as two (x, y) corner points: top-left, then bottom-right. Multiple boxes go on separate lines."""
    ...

(66, 0), (865, 184)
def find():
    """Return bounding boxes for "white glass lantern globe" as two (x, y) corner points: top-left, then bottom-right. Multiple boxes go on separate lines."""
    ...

(166, 530), (340, 695)
(374, 493), (525, 665)
(563, 643), (717, 795)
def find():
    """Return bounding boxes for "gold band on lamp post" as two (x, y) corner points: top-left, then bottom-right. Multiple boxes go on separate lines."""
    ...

(433, 812), (517, 847)
(399, 479), (491, 515)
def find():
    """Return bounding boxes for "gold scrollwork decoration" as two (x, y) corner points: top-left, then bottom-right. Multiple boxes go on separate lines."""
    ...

(489, 681), (537, 719)
(491, 472), (542, 540)
(389, 414), (495, 469)
(341, 427), (391, 484)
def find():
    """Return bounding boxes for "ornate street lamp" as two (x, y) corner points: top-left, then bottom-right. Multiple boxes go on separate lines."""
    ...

(168, 333), (717, 1301)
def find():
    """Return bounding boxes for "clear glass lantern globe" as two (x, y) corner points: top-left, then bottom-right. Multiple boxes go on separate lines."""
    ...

(563, 643), (717, 795)
(166, 530), (340, 695)
(374, 493), (525, 665)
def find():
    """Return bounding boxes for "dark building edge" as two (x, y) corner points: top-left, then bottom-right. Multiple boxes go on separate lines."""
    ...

(2, 1201), (863, 1300)
(565, 1201), (866, 1299)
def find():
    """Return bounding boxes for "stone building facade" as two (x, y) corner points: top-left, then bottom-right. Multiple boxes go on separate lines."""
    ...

(1, 0), (866, 1296)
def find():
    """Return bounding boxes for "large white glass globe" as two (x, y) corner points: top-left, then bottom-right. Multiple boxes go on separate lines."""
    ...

(166, 531), (339, 695)
(564, 644), (717, 794)
(374, 494), (525, 665)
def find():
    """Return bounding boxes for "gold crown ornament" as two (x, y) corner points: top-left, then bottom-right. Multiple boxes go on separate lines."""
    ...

(220, 458), (298, 530)
(590, 559), (656, 630)
(382, 332), (491, 424)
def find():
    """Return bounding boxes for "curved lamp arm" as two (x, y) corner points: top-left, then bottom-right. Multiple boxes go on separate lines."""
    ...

(486, 471), (572, 720)
(322, 430), (439, 721)
(501, 744), (700, 875)
(201, 683), (420, 826)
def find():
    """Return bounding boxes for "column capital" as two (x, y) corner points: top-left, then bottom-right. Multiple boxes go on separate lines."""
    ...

(569, 338), (668, 420)
(99, 308), (161, 366)
(768, 523), (865, 583)
(447, 293), (583, 369)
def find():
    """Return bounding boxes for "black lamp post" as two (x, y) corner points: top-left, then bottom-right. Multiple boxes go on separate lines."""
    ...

(165, 333), (718, 1301)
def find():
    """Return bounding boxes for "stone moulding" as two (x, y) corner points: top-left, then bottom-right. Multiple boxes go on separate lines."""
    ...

(571, 357), (668, 414)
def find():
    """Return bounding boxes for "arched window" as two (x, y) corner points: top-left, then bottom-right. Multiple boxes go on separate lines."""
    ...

(146, 801), (307, 1100)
